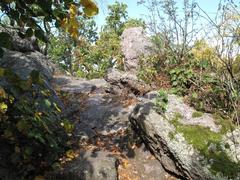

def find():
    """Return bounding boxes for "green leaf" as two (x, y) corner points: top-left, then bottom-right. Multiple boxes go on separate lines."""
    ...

(0, 32), (12, 49)
(44, 99), (51, 107)
(192, 92), (198, 99)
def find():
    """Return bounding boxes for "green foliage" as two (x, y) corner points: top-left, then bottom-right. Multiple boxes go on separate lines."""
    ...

(124, 18), (146, 29)
(155, 89), (168, 114)
(48, 33), (73, 73)
(192, 111), (203, 118)
(137, 55), (160, 84)
(171, 113), (239, 178)
(169, 66), (195, 95)
(104, 1), (128, 36)
(47, 2), (129, 78)
(0, 0), (98, 56)
(0, 68), (71, 178)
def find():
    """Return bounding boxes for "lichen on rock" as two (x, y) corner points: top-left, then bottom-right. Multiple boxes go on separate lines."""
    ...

(130, 91), (240, 179)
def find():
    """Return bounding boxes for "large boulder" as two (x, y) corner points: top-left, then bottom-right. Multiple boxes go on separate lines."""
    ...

(0, 49), (55, 81)
(0, 27), (40, 53)
(0, 49), (63, 109)
(121, 27), (153, 73)
(130, 92), (240, 179)
(105, 68), (151, 96)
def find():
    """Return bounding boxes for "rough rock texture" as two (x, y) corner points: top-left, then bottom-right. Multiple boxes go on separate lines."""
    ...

(53, 76), (173, 180)
(0, 50), (55, 81)
(130, 102), (212, 179)
(54, 75), (109, 93)
(130, 92), (239, 179)
(144, 91), (221, 132)
(120, 144), (171, 180)
(50, 151), (118, 180)
(222, 128), (240, 163)
(105, 68), (152, 96)
(54, 75), (136, 139)
(121, 27), (153, 72)
(0, 27), (40, 53)
(0, 49), (63, 111)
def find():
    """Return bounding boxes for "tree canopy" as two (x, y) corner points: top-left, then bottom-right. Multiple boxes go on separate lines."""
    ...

(0, 0), (98, 57)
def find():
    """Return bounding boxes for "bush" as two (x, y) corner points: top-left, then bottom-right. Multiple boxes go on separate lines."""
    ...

(155, 89), (168, 114)
(169, 66), (195, 95)
(0, 68), (72, 178)
(137, 55), (159, 84)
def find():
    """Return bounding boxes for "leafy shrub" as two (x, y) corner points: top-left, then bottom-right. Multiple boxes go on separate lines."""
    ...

(155, 89), (168, 114)
(0, 68), (72, 178)
(137, 55), (159, 84)
(169, 66), (195, 95)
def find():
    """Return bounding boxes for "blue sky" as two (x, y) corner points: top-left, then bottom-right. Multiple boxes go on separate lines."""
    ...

(94, 0), (221, 29)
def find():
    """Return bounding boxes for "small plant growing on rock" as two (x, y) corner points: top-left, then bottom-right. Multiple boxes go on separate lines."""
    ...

(155, 89), (168, 114)
(192, 111), (204, 118)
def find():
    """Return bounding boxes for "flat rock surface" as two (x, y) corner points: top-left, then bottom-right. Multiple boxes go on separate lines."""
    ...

(52, 76), (174, 180)
(118, 144), (177, 180)
(53, 75), (109, 93)
(143, 91), (221, 132)
(50, 150), (118, 180)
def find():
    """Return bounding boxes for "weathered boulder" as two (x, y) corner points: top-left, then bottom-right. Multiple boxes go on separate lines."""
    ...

(0, 49), (63, 110)
(49, 151), (118, 180)
(105, 68), (151, 96)
(130, 92), (240, 179)
(0, 49), (55, 81)
(0, 27), (40, 53)
(121, 27), (153, 72)
(53, 75), (109, 93)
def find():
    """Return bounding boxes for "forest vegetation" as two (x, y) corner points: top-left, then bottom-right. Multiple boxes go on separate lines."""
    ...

(0, 0), (239, 179)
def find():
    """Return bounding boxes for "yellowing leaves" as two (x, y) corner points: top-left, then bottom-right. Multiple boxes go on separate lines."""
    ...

(60, 1), (98, 39)
(61, 4), (80, 39)
(81, 0), (99, 17)
(0, 102), (8, 114)
(34, 176), (45, 180)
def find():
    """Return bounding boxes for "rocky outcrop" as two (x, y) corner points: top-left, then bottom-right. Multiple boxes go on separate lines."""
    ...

(52, 76), (172, 180)
(0, 49), (55, 81)
(130, 92), (240, 179)
(105, 68), (152, 96)
(121, 27), (153, 73)
(0, 27), (40, 53)
(54, 74), (136, 139)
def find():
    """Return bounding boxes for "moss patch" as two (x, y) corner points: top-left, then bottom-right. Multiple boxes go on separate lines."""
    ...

(192, 111), (203, 118)
(170, 113), (240, 178)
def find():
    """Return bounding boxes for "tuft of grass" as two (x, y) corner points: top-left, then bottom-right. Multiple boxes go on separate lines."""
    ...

(192, 111), (203, 118)
(170, 113), (240, 178)
(168, 131), (175, 140)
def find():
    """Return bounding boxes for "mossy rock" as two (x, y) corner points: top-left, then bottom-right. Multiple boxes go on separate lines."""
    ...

(170, 113), (240, 178)
(130, 93), (240, 179)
